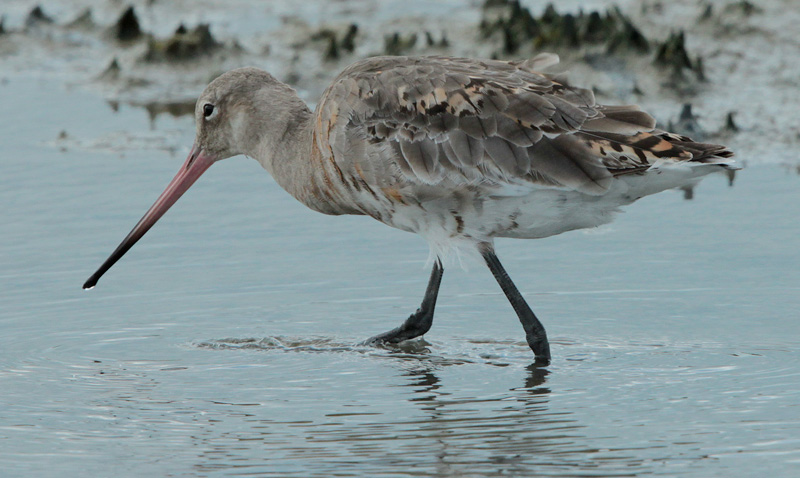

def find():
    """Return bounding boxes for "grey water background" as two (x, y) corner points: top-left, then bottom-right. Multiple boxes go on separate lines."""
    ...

(3, 1), (800, 477)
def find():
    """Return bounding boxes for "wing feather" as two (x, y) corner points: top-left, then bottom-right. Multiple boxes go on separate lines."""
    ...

(314, 55), (733, 198)
(458, 115), (497, 139)
(448, 129), (484, 167)
(484, 136), (529, 176)
(399, 138), (440, 183)
(503, 91), (556, 127)
(495, 115), (543, 147)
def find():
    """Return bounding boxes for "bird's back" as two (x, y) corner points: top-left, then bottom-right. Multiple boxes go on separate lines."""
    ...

(308, 55), (734, 246)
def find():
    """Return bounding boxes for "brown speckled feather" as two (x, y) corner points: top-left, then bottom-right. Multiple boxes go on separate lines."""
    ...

(313, 54), (733, 197)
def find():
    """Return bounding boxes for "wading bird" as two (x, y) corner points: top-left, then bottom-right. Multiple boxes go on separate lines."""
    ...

(84, 54), (735, 365)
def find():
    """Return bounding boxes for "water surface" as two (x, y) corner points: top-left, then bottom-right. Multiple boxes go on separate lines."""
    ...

(2, 46), (800, 478)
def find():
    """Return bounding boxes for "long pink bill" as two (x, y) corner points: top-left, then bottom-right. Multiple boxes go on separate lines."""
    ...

(83, 145), (216, 290)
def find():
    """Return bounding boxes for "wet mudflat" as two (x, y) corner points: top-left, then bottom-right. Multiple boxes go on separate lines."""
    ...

(2, 1), (800, 476)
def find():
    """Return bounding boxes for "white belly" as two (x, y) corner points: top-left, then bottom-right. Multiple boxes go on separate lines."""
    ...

(377, 163), (726, 260)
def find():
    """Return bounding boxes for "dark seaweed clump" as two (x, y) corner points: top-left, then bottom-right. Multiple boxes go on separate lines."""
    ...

(698, 3), (715, 21)
(667, 103), (704, 139)
(140, 100), (197, 123)
(113, 6), (142, 43)
(384, 32), (418, 56)
(98, 57), (121, 81)
(381, 30), (447, 55)
(725, 0), (763, 16)
(654, 31), (705, 81)
(341, 24), (359, 54)
(425, 31), (449, 48)
(25, 5), (53, 28)
(312, 24), (442, 58)
(481, 1), (705, 83)
(143, 24), (221, 62)
(480, 1), (649, 55)
(699, 1), (762, 25)
(724, 112), (739, 132)
(66, 8), (94, 30)
(480, 0), (538, 53)
(311, 24), (358, 61)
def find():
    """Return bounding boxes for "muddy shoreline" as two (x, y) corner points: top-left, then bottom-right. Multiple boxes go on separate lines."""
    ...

(1, 0), (798, 166)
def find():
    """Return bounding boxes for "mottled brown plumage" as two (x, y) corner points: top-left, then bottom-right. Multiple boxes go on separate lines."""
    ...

(313, 54), (733, 201)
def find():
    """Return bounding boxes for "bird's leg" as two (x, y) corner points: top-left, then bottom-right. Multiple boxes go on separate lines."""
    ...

(363, 259), (444, 346)
(480, 244), (551, 365)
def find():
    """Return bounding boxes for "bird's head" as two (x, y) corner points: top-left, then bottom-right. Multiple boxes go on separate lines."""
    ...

(193, 67), (280, 161)
(82, 67), (293, 289)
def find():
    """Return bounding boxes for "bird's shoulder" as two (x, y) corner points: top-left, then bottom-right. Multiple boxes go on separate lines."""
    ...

(319, 54), (580, 128)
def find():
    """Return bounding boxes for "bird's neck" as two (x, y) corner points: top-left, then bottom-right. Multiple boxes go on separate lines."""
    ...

(248, 101), (360, 216)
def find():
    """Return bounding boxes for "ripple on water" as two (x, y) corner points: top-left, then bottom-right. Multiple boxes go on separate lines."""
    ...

(191, 335), (540, 368)
(3, 329), (799, 477)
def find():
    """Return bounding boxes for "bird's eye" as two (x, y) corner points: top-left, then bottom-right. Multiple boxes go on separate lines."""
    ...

(203, 103), (215, 118)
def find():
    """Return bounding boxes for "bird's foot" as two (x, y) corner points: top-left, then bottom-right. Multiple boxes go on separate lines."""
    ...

(362, 308), (433, 346)
(527, 332), (551, 366)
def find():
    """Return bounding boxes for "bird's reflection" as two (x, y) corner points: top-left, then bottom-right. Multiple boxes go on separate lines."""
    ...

(401, 360), (551, 402)
(524, 362), (550, 394)
(405, 369), (442, 403)
(389, 359), (563, 476)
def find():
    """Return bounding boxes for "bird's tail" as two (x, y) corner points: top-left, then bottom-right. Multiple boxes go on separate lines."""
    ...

(578, 129), (736, 175)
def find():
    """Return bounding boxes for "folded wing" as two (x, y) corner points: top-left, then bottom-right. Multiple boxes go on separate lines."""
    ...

(314, 54), (731, 196)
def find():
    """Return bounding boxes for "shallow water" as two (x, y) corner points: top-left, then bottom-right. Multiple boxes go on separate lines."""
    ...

(2, 67), (800, 477)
